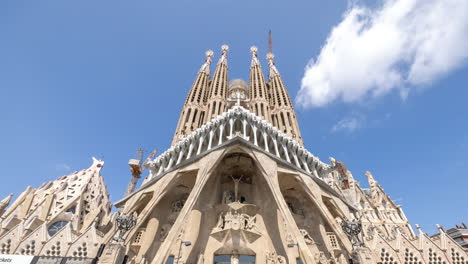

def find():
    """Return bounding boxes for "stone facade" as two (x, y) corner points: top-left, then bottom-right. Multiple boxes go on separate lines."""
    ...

(0, 45), (467, 264)
(0, 158), (112, 258)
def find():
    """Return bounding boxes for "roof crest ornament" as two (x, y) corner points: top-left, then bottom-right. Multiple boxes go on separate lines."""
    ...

(144, 104), (330, 184)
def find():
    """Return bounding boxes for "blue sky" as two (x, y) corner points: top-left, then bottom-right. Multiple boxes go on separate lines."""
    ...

(1, 0), (467, 234)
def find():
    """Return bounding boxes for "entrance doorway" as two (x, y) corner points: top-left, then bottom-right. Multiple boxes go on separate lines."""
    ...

(214, 254), (256, 264)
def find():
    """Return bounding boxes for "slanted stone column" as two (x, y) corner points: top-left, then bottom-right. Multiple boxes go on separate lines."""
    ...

(136, 210), (160, 264)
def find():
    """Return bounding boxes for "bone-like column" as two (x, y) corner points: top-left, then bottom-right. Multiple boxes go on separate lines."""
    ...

(136, 210), (160, 264)
(179, 209), (202, 263)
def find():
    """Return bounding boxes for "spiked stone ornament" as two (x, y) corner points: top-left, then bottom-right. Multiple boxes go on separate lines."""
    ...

(114, 211), (137, 242)
(342, 218), (363, 248)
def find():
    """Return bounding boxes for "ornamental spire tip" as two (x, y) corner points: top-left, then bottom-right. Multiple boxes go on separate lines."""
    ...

(250, 46), (258, 54)
(221, 44), (229, 52)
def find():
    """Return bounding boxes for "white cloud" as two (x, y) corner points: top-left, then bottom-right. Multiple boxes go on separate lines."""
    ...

(331, 115), (364, 133)
(297, 0), (468, 108)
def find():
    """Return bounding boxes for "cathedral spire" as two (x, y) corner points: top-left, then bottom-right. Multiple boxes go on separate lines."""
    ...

(249, 46), (270, 121)
(172, 50), (213, 145)
(205, 45), (229, 122)
(267, 52), (303, 145)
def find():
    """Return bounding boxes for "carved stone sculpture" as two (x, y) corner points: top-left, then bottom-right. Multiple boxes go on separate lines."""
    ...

(114, 211), (137, 242)
(341, 218), (363, 247)
(231, 253), (239, 264)
(314, 252), (328, 264)
(244, 214), (259, 232)
(222, 191), (235, 204)
(159, 224), (172, 241)
(171, 199), (185, 213)
(212, 211), (260, 234)
(266, 251), (286, 264)
(213, 213), (224, 232)
(300, 229), (314, 244)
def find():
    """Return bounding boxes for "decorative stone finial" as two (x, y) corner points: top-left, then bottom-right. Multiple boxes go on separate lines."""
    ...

(415, 224), (423, 234)
(250, 46), (258, 54)
(205, 50), (213, 65)
(266, 52), (275, 61)
(218, 45), (229, 64)
(436, 224), (445, 232)
(200, 50), (214, 73)
(221, 44), (229, 52)
(0, 193), (14, 213)
(365, 171), (375, 182)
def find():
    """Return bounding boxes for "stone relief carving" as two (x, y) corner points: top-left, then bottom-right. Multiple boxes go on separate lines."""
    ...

(212, 211), (260, 234)
(222, 191), (235, 204)
(214, 213), (224, 232)
(284, 196), (304, 216)
(171, 194), (188, 214)
(314, 252), (330, 264)
(159, 224), (172, 242)
(266, 251), (286, 264)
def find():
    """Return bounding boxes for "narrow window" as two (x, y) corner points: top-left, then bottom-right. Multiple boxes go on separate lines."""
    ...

(185, 109), (191, 123)
(287, 112), (293, 126)
(280, 113), (286, 127)
(192, 109), (198, 123)
(165, 256), (174, 264)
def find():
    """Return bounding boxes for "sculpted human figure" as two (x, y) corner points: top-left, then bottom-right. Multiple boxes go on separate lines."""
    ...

(231, 251), (239, 264)
(214, 213), (224, 231)
(300, 229), (314, 244)
(314, 252), (328, 264)
(224, 211), (233, 229)
(229, 174), (244, 202)
(266, 251), (286, 264)
(159, 224), (172, 241)
(240, 213), (249, 230)
(222, 190), (235, 204)
(246, 215), (259, 232)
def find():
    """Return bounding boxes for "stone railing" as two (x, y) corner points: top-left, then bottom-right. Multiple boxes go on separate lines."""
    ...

(143, 106), (332, 182)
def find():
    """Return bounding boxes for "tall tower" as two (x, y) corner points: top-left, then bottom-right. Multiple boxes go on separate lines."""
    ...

(205, 45), (229, 122)
(249, 46), (270, 122)
(172, 50), (213, 145)
(267, 52), (303, 145)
